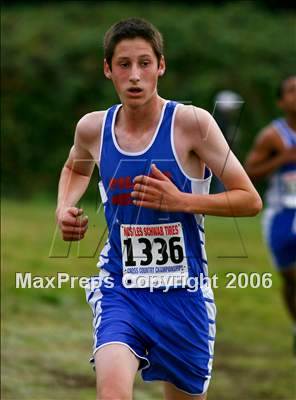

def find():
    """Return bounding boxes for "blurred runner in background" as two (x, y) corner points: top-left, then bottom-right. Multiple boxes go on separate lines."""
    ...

(245, 75), (296, 354)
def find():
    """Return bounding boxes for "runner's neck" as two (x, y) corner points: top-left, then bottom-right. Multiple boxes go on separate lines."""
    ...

(118, 95), (166, 137)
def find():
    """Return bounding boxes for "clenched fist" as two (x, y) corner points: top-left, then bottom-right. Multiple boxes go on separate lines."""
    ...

(56, 207), (88, 241)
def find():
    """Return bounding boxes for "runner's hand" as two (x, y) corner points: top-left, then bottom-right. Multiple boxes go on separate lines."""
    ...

(56, 207), (88, 241)
(132, 164), (184, 212)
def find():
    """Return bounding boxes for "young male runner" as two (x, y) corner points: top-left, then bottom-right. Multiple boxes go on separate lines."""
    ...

(56, 18), (262, 400)
(245, 75), (296, 353)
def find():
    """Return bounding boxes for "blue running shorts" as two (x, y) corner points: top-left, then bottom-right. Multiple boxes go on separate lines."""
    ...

(85, 269), (216, 395)
(262, 208), (296, 269)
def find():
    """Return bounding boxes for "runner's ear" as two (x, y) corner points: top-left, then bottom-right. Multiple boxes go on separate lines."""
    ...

(104, 59), (112, 80)
(158, 55), (166, 77)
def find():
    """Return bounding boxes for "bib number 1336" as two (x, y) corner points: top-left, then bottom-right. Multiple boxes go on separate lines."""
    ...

(123, 236), (184, 266)
(120, 222), (189, 287)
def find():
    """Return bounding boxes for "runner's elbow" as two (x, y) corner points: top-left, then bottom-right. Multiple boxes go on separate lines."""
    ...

(247, 193), (263, 216)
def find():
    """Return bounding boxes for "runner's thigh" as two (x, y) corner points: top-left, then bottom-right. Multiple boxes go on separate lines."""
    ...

(95, 343), (140, 399)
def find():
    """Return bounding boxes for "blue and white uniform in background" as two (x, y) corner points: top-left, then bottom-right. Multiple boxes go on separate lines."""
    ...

(86, 100), (216, 395)
(263, 118), (296, 269)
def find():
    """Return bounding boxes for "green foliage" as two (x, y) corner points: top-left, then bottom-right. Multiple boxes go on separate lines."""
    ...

(2, 2), (296, 197)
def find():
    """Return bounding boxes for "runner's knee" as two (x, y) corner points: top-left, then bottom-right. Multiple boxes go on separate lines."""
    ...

(98, 380), (132, 400)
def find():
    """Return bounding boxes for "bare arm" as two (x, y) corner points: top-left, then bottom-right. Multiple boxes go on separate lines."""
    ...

(132, 106), (262, 217)
(56, 112), (102, 240)
(244, 126), (296, 180)
(184, 107), (262, 216)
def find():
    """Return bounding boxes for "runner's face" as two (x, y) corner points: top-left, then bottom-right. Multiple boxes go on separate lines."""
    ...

(104, 38), (165, 106)
(278, 77), (296, 115)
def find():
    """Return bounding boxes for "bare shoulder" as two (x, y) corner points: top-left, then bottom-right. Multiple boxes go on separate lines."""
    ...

(253, 123), (283, 150)
(75, 111), (105, 146)
(175, 104), (211, 135)
(174, 104), (222, 152)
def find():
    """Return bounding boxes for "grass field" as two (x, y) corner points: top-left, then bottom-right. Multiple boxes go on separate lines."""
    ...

(2, 198), (295, 400)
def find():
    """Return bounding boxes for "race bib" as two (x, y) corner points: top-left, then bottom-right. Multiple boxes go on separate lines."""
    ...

(120, 222), (189, 288)
(282, 171), (296, 208)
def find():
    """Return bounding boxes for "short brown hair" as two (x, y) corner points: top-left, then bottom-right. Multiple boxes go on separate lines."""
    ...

(104, 18), (163, 68)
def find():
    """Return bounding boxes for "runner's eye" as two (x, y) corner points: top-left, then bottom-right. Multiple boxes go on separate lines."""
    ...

(120, 62), (129, 68)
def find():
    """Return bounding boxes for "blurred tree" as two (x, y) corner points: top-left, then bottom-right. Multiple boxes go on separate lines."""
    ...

(3, 0), (296, 11)
(1, 1), (296, 197)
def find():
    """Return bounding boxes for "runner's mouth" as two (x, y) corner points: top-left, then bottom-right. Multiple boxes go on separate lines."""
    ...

(127, 87), (143, 94)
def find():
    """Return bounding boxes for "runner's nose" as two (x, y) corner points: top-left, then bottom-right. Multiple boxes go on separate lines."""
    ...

(129, 65), (140, 83)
